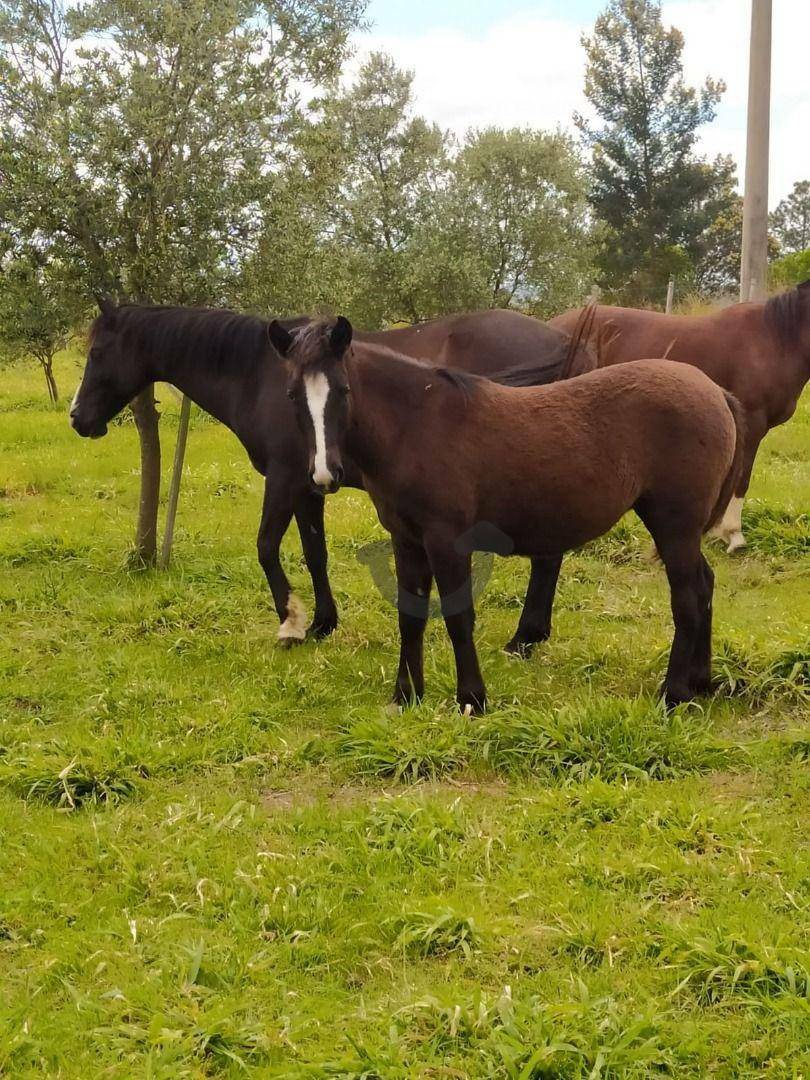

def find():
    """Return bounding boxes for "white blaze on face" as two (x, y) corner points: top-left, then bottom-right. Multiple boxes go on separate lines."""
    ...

(70, 376), (84, 419)
(304, 372), (332, 487)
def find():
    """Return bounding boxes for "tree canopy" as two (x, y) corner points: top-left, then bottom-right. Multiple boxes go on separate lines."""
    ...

(770, 181), (810, 257)
(577, 0), (734, 301)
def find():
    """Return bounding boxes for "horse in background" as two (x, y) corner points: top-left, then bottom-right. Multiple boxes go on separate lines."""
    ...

(70, 302), (594, 648)
(273, 317), (745, 711)
(551, 280), (810, 552)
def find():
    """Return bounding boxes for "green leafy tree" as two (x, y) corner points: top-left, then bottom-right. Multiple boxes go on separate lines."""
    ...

(320, 51), (450, 326)
(407, 128), (593, 318)
(0, 247), (84, 401)
(770, 180), (810, 256)
(0, 0), (365, 564)
(577, 0), (732, 303)
(770, 249), (810, 289)
(244, 51), (451, 327)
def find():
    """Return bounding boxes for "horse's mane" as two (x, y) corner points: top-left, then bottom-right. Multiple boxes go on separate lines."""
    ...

(91, 304), (310, 372)
(763, 279), (810, 351)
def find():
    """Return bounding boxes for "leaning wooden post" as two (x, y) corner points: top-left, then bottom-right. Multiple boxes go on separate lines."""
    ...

(159, 393), (191, 570)
(665, 277), (675, 314)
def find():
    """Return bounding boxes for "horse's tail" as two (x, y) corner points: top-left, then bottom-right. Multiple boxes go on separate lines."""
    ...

(704, 391), (747, 535)
(557, 301), (599, 382)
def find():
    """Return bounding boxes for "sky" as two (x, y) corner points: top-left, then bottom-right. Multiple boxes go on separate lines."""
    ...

(354, 0), (810, 207)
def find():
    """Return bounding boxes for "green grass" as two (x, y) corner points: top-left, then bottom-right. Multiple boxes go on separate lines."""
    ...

(1, 351), (808, 1076)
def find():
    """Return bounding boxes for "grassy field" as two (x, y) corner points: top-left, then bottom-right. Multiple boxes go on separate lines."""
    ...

(1, 350), (809, 1077)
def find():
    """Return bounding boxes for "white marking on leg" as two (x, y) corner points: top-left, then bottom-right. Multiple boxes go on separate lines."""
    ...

(277, 594), (307, 641)
(722, 496), (745, 552)
(304, 373), (332, 487)
(709, 495), (745, 551)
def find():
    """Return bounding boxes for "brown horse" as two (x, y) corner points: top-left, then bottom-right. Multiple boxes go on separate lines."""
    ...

(551, 280), (810, 552)
(70, 303), (593, 650)
(270, 317), (745, 710)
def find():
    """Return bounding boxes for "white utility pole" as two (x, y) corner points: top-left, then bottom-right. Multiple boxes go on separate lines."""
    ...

(740, 0), (772, 303)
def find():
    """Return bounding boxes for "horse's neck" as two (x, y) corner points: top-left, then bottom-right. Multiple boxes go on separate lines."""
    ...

(346, 352), (421, 473)
(150, 348), (258, 438)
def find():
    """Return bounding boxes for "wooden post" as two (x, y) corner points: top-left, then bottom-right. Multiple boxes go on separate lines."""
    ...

(665, 277), (675, 314)
(159, 393), (191, 570)
(740, 0), (772, 302)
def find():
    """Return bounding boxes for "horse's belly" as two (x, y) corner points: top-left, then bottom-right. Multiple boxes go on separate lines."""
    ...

(480, 486), (635, 558)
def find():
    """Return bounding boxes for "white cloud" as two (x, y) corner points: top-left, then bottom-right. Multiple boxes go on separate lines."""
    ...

(353, 1), (810, 206)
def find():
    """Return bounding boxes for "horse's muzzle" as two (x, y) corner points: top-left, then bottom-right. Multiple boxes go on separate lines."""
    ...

(70, 413), (108, 439)
(310, 465), (344, 495)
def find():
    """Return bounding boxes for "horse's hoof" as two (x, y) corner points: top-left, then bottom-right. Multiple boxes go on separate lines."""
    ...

(391, 683), (419, 709)
(457, 691), (486, 715)
(307, 617), (338, 639)
(663, 686), (693, 709)
(277, 635), (306, 649)
(504, 636), (532, 657)
(725, 532), (746, 554)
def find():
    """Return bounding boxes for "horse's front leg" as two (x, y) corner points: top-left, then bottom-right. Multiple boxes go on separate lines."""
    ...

(505, 555), (563, 656)
(294, 490), (339, 638)
(425, 534), (486, 713)
(257, 475), (304, 644)
(391, 537), (432, 706)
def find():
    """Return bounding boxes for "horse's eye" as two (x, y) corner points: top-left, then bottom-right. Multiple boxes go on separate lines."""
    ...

(287, 387), (296, 400)
(338, 384), (350, 397)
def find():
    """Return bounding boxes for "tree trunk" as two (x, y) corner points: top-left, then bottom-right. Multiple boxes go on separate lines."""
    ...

(130, 385), (161, 568)
(40, 357), (59, 403)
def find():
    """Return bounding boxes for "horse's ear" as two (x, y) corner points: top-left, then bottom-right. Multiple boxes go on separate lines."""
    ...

(268, 320), (293, 357)
(95, 294), (116, 321)
(797, 278), (810, 292)
(330, 315), (352, 357)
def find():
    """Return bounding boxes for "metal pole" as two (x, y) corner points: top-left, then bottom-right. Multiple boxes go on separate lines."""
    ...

(740, 0), (772, 303)
(665, 277), (675, 314)
(159, 393), (191, 570)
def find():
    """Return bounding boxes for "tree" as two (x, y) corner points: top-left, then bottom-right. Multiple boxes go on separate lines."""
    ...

(770, 249), (810, 289)
(442, 128), (592, 317)
(243, 51), (452, 327)
(0, 248), (84, 401)
(320, 52), (450, 326)
(0, 0), (365, 564)
(694, 183), (779, 297)
(577, 0), (733, 302)
(770, 181), (810, 256)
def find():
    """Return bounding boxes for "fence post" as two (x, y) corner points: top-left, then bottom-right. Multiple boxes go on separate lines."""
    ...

(665, 277), (675, 314)
(159, 393), (192, 570)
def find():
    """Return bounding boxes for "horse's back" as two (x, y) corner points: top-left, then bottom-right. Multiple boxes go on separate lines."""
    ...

(366, 309), (595, 379)
(550, 304), (762, 389)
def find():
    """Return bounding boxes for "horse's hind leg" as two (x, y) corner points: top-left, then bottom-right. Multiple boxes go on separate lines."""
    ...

(504, 556), (563, 656)
(257, 475), (303, 644)
(294, 491), (339, 638)
(637, 502), (705, 705)
(391, 537), (432, 706)
(690, 555), (715, 695)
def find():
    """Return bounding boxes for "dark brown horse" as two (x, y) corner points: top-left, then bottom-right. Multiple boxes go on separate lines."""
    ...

(272, 317), (745, 710)
(551, 280), (810, 551)
(69, 302), (593, 649)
